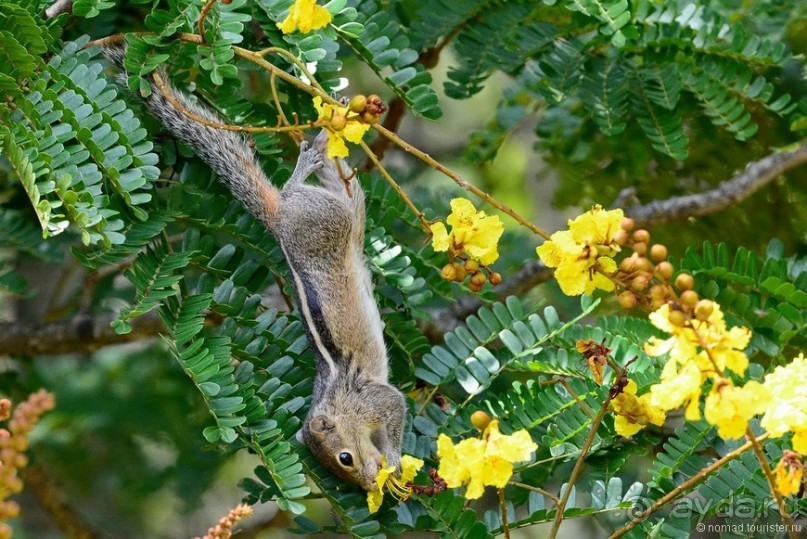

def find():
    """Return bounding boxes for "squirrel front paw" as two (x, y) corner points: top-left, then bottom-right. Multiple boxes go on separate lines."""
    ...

(295, 140), (325, 178)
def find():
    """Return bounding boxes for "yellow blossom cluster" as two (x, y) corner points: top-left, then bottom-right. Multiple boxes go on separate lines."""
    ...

(644, 301), (807, 453)
(430, 198), (504, 266)
(536, 205), (624, 296)
(367, 455), (424, 514)
(760, 354), (807, 455)
(644, 301), (752, 429)
(436, 420), (537, 500)
(312, 96), (371, 159)
(610, 379), (666, 437)
(277, 0), (332, 34)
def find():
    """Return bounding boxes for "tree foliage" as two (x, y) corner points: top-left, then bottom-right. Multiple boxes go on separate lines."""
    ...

(0, 0), (806, 537)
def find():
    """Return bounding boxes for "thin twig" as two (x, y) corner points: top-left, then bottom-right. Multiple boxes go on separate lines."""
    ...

(256, 46), (327, 95)
(548, 358), (635, 539)
(373, 123), (552, 240)
(417, 386), (440, 416)
(360, 140), (433, 232)
(151, 71), (324, 134)
(746, 427), (797, 539)
(508, 481), (560, 505)
(197, 0), (218, 43)
(607, 434), (769, 539)
(499, 486), (511, 539)
(558, 378), (596, 421)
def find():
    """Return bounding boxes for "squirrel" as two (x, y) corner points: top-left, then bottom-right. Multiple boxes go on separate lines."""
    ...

(104, 47), (406, 492)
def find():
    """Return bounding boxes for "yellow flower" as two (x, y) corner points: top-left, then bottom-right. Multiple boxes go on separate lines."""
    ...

(773, 451), (804, 497)
(760, 354), (807, 455)
(312, 96), (371, 159)
(367, 454), (424, 514)
(648, 360), (704, 420)
(436, 419), (537, 500)
(645, 302), (751, 378)
(703, 379), (769, 439)
(611, 380), (666, 437)
(277, 0), (332, 34)
(535, 205), (623, 296)
(643, 300), (754, 424)
(430, 198), (504, 265)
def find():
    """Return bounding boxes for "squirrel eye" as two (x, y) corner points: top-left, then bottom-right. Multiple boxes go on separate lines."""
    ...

(338, 452), (353, 467)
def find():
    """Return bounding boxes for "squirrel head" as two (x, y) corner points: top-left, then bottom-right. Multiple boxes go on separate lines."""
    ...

(302, 414), (383, 491)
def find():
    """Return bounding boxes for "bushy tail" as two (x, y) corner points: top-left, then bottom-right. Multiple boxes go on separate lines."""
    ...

(105, 47), (280, 231)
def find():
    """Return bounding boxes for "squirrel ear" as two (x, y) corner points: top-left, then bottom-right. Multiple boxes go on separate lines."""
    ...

(309, 415), (335, 437)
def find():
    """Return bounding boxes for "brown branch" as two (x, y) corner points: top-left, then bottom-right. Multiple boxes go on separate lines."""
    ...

(197, 0), (218, 43)
(0, 312), (165, 357)
(44, 0), (72, 19)
(623, 139), (807, 227)
(548, 358), (636, 539)
(607, 434), (768, 539)
(22, 463), (101, 539)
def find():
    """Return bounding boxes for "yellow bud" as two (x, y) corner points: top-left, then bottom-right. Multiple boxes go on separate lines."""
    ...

(465, 259), (479, 273)
(470, 410), (491, 430)
(453, 262), (467, 282)
(489, 271), (502, 285)
(668, 309), (687, 327)
(348, 94), (367, 113)
(650, 244), (668, 262)
(619, 256), (638, 273)
(631, 275), (649, 292)
(330, 114), (347, 131)
(361, 111), (379, 124)
(635, 256), (654, 273)
(680, 290), (699, 310)
(618, 291), (638, 309)
(470, 272), (487, 287)
(649, 284), (666, 300)
(675, 273), (694, 291)
(695, 299), (714, 321)
(441, 263), (457, 281)
(655, 261), (674, 280)
(633, 229), (650, 244)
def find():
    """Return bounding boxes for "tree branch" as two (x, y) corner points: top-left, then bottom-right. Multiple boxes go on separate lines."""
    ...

(0, 312), (165, 357)
(44, 0), (73, 19)
(623, 140), (807, 227)
(23, 463), (101, 539)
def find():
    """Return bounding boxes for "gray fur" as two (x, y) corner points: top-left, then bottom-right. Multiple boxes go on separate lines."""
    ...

(108, 50), (405, 491)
